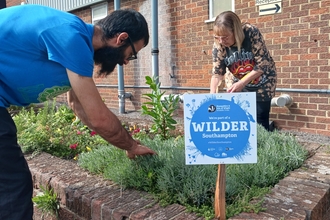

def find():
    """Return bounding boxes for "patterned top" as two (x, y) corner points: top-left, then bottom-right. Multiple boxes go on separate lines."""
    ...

(212, 23), (277, 101)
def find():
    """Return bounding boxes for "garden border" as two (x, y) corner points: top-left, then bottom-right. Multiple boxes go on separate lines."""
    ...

(25, 108), (330, 219)
(29, 142), (330, 220)
(30, 153), (205, 220)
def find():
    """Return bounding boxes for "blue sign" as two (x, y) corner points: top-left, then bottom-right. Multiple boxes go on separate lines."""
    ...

(184, 93), (257, 165)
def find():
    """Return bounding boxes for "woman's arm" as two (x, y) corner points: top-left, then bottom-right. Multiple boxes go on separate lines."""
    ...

(248, 24), (274, 76)
(228, 24), (273, 93)
(227, 69), (263, 92)
(210, 74), (225, 93)
(210, 43), (227, 93)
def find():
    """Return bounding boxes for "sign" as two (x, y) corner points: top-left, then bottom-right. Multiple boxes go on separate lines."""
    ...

(184, 93), (257, 165)
(256, 0), (281, 6)
(259, 3), (282, 15)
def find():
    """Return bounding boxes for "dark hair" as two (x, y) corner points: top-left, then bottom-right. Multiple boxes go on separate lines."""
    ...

(96, 8), (149, 47)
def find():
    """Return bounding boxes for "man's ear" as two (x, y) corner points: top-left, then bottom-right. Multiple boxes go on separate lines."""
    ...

(116, 32), (129, 46)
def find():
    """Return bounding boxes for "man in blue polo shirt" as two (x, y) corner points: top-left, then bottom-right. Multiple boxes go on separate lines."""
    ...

(0, 5), (156, 219)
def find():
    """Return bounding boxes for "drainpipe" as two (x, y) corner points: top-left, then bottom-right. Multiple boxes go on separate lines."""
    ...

(97, 85), (330, 95)
(114, 0), (128, 114)
(160, 93), (294, 107)
(271, 94), (293, 107)
(151, 0), (159, 84)
(276, 88), (330, 94)
(96, 85), (330, 94)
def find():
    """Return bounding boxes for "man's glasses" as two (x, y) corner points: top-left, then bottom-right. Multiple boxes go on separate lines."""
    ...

(127, 36), (137, 61)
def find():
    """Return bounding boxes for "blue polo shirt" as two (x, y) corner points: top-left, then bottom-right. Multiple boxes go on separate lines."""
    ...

(0, 5), (94, 107)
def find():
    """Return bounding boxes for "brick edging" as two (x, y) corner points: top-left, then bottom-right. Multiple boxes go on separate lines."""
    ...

(28, 142), (330, 220)
(28, 153), (205, 220)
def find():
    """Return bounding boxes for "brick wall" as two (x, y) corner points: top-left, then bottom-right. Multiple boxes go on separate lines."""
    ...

(241, 0), (330, 136)
(5, 0), (330, 135)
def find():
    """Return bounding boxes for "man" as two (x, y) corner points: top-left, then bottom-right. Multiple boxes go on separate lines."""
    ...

(0, 4), (156, 220)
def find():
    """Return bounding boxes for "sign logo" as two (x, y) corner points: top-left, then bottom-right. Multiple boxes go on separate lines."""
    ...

(208, 105), (216, 112)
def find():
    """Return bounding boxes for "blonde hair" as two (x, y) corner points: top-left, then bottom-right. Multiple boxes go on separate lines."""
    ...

(214, 11), (245, 51)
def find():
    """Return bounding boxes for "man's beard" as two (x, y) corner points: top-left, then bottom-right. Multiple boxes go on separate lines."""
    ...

(93, 45), (127, 76)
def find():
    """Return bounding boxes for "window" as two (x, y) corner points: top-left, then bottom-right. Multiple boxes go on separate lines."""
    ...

(92, 3), (108, 24)
(207, 0), (234, 22)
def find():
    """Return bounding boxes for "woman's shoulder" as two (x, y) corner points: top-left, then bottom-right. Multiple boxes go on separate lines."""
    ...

(242, 23), (261, 35)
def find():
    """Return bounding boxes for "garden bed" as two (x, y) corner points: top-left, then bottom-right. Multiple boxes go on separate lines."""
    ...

(30, 141), (330, 220)
(11, 103), (330, 219)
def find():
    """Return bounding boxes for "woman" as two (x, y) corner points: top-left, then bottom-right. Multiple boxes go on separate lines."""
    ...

(210, 11), (277, 131)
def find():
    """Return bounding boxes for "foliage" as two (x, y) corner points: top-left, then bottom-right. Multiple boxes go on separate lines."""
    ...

(141, 76), (180, 140)
(32, 185), (60, 219)
(225, 186), (269, 217)
(13, 101), (107, 159)
(14, 102), (308, 219)
(325, 144), (330, 154)
(78, 125), (308, 219)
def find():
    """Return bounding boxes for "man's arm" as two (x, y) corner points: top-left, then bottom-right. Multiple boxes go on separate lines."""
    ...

(67, 89), (92, 128)
(66, 69), (156, 159)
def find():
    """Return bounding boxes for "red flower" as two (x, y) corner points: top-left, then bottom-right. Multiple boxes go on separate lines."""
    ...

(133, 128), (140, 134)
(90, 131), (97, 136)
(76, 131), (82, 135)
(70, 143), (78, 150)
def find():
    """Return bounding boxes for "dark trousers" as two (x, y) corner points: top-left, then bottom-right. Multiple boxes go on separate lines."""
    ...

(257, 100), (271, 131)
(0, 107), (33, 220)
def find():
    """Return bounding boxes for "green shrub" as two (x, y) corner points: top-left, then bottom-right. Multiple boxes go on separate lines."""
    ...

(13, 101), (108, 159)
(78, 125), (308, 219)
(32, 185), (60, 219)
(141, 76), (180, 140)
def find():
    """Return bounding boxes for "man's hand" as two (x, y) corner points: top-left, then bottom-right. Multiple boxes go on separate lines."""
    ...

(126, 140), (157, 159)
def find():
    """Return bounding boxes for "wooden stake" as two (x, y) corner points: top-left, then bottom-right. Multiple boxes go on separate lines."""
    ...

(214, 164), (226, 219)
(214, 76), (227, 219)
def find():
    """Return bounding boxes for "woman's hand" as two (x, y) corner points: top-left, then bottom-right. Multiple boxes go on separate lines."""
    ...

(227, 70), (263, 93)
(227, 81), (245, 93)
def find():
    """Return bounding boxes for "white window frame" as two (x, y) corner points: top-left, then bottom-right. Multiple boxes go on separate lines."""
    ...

(205, 0), (235, 23)
(91, 3), (108, 24)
